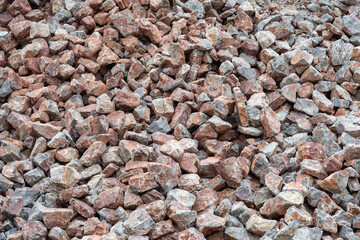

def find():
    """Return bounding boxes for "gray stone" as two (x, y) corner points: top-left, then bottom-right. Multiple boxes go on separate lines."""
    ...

(300, 159), (328, 179)
(183, 0), (205, 18)
(314, 209), (337, 233)
(339, 132), (356, 145)
(214, 199), (232, 217)
(148, 116), (170, 134)
(48, 226), (69, 240)
(224, 227), (250, 240)
(179, 138), (198, 153)
(339, 226), (360, 240)
(196, 214), (226, 236)
(343, 15), (360, 36)
(292, 227), (322, 240)
(238, 126), (263, 137)
(335, 115), (360, 137)
(260, 142), (279, 158)
(307, 3), (319, 11)
(28, 202), (47, 221)
(251, 153), (270, 178)
(166, 189), (196, 208)
(254, 187), (272, 208)
(332, 98), (350, 108)
(123, 209), (156, 236)
(232, 57), (251, 68)
(195, 39), (213, 51)
(298, 20), (314, 32)
(33, 153), (55, 172)
(294, 98), (319, 116)
(281, 83), (300, 103)
(312, 90), (333, 113)
(30, 22), (51, 39)
(24, 168), (45, 186)
(246, 105), (261, 127)
(167, 201), (197, 229)
(315, 81), (336, 92)
(329, 40), (353, 66)
(14, 187), (40, 207)
(285, 206), (314, 226)
(321, 14), (333, 23)
(0, 80), (13, 98)
(351, 35), (360, 46)
(110, 222), (127, 238)
(230, 201), (248, 218)
(274, 220), (299, 240)
(255, 31), (276, 49)
(236, 67), (257, 81)
(80, 164), (102, 181)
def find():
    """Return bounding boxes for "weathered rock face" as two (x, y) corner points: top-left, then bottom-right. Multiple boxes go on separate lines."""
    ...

(246, 215), (277, 236)
(0, 0), (360, 239)
(42, 208), (74, 229)
(123, 209), (156, 236)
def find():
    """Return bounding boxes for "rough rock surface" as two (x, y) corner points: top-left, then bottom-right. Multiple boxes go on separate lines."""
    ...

(0, 0), (360, 239)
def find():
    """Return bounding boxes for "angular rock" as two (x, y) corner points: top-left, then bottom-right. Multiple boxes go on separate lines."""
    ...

(329, 40), (353, 66)
(123, 209), (156, 236)
(245, 215), (277, 236)
(79, 141), (107, 167)
(42, 208), (74, 229)
(260, 106), (281, 138)
(196, 214), (226, 236)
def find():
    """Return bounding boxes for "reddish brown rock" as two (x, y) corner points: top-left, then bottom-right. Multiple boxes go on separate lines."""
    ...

(59, 186), (89, 203)
(215, 157), (248, 188)
(113, 90), (141, 111)
(297, 142), (327, 163)
(30, 122), (62, 140)
(137, 200), (166, 222)
(180, 153), (198, 174)
(148, 162), (180, 193)
(129, 172), (159, 193)
(83, 217), (109, 236)
(198, 157), (220, 178)
(1, 196), (23, 218)
(139, 19), (161, 44)
(300, 159), (328, 180)
(151, 97), (175, 121)
(70, 198), (95, 218)
(193, 188), (218, 213)
(260, 191), (304, 218)
(196, 214), (226, 236)
(97, 45), (119, 67)
(9, 20), (31, 39)
(323, 152), (344, 174)
(149, 220), (176, 239)
(22, 221), (48, 240)
(79, 141), (107, 167)
(42, 208), (74, 229)
(233, 87), (248, 127)
(344, 144), (360, 161)
(55, 148), (79, 163)
(234, 10), (253, 33)
(319, 170), (349, 193)
(93, 187), (124, 211)
(260, 106), (281, 138)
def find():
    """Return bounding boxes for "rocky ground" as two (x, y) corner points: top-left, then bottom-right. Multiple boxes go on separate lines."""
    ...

(1, 0), (360, 239)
